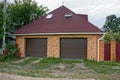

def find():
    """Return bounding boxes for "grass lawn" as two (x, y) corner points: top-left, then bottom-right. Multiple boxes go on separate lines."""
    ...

(0, 57), (120, 80)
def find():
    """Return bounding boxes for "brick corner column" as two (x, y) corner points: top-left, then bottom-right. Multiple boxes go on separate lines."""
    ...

(16, 36), (25, 57)
(99, 40), (105, 61)
(110, 40), (116, 61)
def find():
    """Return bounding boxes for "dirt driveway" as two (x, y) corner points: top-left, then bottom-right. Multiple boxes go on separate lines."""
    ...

(0, 58), (120, 80)
(0, 73), (96, 80)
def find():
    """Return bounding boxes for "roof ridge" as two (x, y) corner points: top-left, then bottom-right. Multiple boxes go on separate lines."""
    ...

(48, 5), (75, 14)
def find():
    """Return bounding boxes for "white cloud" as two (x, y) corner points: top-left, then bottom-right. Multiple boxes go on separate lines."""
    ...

(36, 0), (62, 11)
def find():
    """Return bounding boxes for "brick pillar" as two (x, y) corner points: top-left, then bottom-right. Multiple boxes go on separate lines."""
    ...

(47, 36), (60, 58)
(110, 40), (116, 61)
(16, 36), (25, 57)
(99, 40), (104, 61)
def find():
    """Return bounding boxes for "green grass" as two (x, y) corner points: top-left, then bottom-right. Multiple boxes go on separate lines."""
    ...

(84, 60), (120, 74)
(40, 58), (62, 63)
(35, 57), (81, 70)
(40, 57), (81, 64)
(0, 57), (120, 79)
(22, 57), (38, 65)
(17, 69), (54, 77)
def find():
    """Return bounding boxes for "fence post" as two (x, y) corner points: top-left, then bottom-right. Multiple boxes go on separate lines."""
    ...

(110, 40), (116, 61)
(99, 40), (104, 61)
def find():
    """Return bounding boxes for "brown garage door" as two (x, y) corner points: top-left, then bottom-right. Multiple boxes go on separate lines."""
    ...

(60, 38), (87, 59)
(26, 38), (47, 57)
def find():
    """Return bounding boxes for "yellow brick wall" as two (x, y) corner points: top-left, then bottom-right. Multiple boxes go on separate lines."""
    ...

(110, 40), (116, 61)
(16, 34), (101, 60)
(99, 40), (104, 61)
(47, 36), (60, 58)
(16, 36), (25, 57)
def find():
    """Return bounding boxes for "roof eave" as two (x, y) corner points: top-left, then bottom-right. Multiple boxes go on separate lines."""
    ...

(13, 32), (104, 36)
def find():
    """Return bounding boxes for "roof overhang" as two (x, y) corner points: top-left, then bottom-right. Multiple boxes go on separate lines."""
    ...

(13, 32), (104, 36)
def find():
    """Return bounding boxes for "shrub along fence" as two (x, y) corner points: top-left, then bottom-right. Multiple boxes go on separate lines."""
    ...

(99, 40), (120, 62)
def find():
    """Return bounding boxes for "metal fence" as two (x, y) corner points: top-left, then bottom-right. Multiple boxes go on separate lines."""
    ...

(104, 43), (120, 62)
(116, 43), (120, 62)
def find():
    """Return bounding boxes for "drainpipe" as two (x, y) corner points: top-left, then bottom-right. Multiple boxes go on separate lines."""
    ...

(97, 33), (105, 62)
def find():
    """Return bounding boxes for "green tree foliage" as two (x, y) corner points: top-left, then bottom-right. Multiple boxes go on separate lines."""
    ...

(104, 31), (120, 43)
(102, 15), (120, 43)
(0, 2), (3, 47)
(8, 0), (48, 31)
(102, 15), (120, 33)
(0, 0), (48, 48)
(0, 2), (12, 48)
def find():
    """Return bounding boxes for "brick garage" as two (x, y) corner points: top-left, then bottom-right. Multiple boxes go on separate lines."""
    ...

(14, 6), (103, 60)
(16, 34), (101, 60)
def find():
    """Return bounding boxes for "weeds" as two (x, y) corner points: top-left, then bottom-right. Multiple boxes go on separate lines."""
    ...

(0, 58), (120, 79)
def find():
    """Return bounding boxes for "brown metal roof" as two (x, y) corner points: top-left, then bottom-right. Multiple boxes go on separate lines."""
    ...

(14, 6), (102, 34)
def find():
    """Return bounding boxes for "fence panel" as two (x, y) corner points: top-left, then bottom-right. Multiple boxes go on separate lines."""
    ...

(104, 43), (110, 61)
(116, 43), (120, 62)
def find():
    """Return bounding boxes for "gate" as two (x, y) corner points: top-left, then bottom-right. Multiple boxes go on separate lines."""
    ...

(116, 43), (120, 62)
(104, 43), (110, 61)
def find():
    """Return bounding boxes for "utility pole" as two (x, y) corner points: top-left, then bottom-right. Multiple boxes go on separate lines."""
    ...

(2, 0), (7, 53)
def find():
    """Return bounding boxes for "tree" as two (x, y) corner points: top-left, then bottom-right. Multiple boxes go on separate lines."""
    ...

(8, 0), (48, 31)
(0, 2), (3, 48)
(0, 0), (48, 48)
(102, 15), (120, 33)
(104, 31), (120, 43)
(102, 15), (120, 43)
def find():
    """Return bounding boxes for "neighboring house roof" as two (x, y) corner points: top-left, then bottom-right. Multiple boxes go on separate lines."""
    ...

(13, 6), (103, 35)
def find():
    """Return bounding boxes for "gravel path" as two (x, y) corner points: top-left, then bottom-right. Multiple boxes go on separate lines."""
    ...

(0, 73), (96, 80)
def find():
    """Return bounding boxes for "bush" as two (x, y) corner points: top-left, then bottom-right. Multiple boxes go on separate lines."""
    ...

(104, 31), (113, 43)
(0, 55), (5, 62)
(6, 43), (16, 50)
(3, 49), (18, 61)
(0, 44), (19, 62)
(104, 31), (120, 43)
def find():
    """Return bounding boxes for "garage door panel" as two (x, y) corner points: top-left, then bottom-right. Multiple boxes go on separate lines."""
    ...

(26, 38), (47, 57)
(60, 38), (87, 59)
(62, 53), (85, 59)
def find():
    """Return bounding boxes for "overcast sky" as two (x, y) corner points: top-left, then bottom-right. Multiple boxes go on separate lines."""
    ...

(35, 0), (120, 28)
(1, 0), (120, 28)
